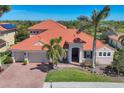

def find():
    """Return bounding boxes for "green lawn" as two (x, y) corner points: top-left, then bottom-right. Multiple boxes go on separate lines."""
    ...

(45, 68), (112, 82)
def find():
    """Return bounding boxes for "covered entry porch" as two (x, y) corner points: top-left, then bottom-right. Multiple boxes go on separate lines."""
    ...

(67, 42), (92, 63)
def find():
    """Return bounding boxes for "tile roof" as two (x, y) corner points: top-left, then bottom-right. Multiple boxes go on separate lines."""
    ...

(11, 20), (105, 51)
(108, 33), (124, 41)
(28, 20), (67, 30)
(0, 26), (7, 31)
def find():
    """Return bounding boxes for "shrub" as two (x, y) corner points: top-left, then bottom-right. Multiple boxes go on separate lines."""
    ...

(4, 56), (13, 64)
(23, 60), (28, 65)
(81, 62), (92, 67)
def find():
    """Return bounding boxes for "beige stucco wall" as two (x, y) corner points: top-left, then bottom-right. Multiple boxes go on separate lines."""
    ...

(28, 51), (49, 62)
(0, 45), (8, 52)
(0, 31), (15, 45)
(96, 46), (114, 65)
(0, 31), (15, 52)
(12, 50), (49, 62)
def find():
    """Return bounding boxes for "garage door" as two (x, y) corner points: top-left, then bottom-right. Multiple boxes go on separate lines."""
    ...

(28, 51), (49, 62)
(15, 52), (24, 61)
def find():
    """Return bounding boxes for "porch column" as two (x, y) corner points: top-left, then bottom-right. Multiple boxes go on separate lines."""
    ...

(12, 52), (15, 63)
(68, 48), (72, 63)
(24, 52), (29, 63)
(82, 49), (85, 63)
(79, 48), (83, 63)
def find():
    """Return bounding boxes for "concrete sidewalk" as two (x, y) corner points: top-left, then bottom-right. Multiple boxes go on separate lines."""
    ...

(44, 82), (124, 88)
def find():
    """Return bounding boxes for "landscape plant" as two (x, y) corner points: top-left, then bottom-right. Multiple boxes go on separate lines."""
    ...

(0, 5), (11, 70)
(42, 36), (66, 68)
(77, 6), (110, 72)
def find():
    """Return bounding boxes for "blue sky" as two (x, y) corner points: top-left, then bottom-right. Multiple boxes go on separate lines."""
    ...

(1, 5), (124, 21)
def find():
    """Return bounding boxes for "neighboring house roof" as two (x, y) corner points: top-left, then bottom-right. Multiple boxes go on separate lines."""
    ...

(108, 33), (124, 41)
(11, 20), (106, 51)
(0, 23), (16, 32)
(105, 44), (116, 51)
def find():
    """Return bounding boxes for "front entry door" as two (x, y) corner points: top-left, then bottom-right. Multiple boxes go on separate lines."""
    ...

(72, 48), (79, 62)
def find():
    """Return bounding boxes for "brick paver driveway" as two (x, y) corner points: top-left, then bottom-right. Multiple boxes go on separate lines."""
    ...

(0, 63), (47, 88)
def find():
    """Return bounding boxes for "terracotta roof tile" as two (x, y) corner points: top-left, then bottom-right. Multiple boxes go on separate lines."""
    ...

(0, 26), (7, 31)
(11, 20), (105, 51)
(108, 33), (124, 41)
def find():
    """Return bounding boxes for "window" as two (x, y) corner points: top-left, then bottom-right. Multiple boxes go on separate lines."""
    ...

(24, 52), (26, 56)
(99, 52), (102, 56)
(107, 52), (111, 56)
(33, 31), (35, 34)
(103, 52), (106, 56)
(37, 31), (39, 34)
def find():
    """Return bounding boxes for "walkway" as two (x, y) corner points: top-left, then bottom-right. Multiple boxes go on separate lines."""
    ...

(0, 63), (47, 88)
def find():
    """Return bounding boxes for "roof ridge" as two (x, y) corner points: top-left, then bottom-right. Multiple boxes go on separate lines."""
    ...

(47, 20), (67, 29)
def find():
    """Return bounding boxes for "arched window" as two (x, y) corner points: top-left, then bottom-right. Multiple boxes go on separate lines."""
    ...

(99, 52), (102, 56)
(107, 52), (111, 56)
(103, 52), (106, 56)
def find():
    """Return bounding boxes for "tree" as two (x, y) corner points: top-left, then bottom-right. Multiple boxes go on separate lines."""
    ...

(15, 29), (29, 43)
(0, 5), (11, 17)
(77, 15), (93, 34)
(54, 36), (66, 61)
(91, 6), (110, 71)
(113, 49), (124, 76)
(42, 37), (65, 68)
(77, 6), (110, 72)
(0, 5), (11, 68)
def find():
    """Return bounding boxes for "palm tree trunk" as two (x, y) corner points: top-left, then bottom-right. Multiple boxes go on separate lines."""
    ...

(92, 25), (97, 72)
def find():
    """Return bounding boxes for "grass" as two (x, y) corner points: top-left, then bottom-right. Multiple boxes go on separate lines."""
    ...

(117, 29), (124, 33)
(45, 68), (112, 82)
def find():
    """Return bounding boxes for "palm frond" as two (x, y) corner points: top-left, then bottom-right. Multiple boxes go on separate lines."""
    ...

(0, 5), (11, 17)
(91, 9), (98, 26)
(42, 44), (51, 50)
(50, 38), (56, 46)
(56, 36), (62, 44)
(96, 6), (110, 23)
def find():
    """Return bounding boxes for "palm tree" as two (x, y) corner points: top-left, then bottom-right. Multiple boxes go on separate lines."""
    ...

(54, 36), (66, 61)
(77, 6), (110, 71)
(118, 35), (124, 46)
(91, 6), (110, 71)
(42, 37), (65, 68)
(0, 5), (11, 17)
(0, 5), (11, 68)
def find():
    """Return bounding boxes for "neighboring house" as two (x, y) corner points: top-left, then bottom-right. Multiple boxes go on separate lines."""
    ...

(11, 20), (115, 65)
(102, 30), (117, 39)
(108, 33), (124, 49)
(0, 23), (16, 52)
